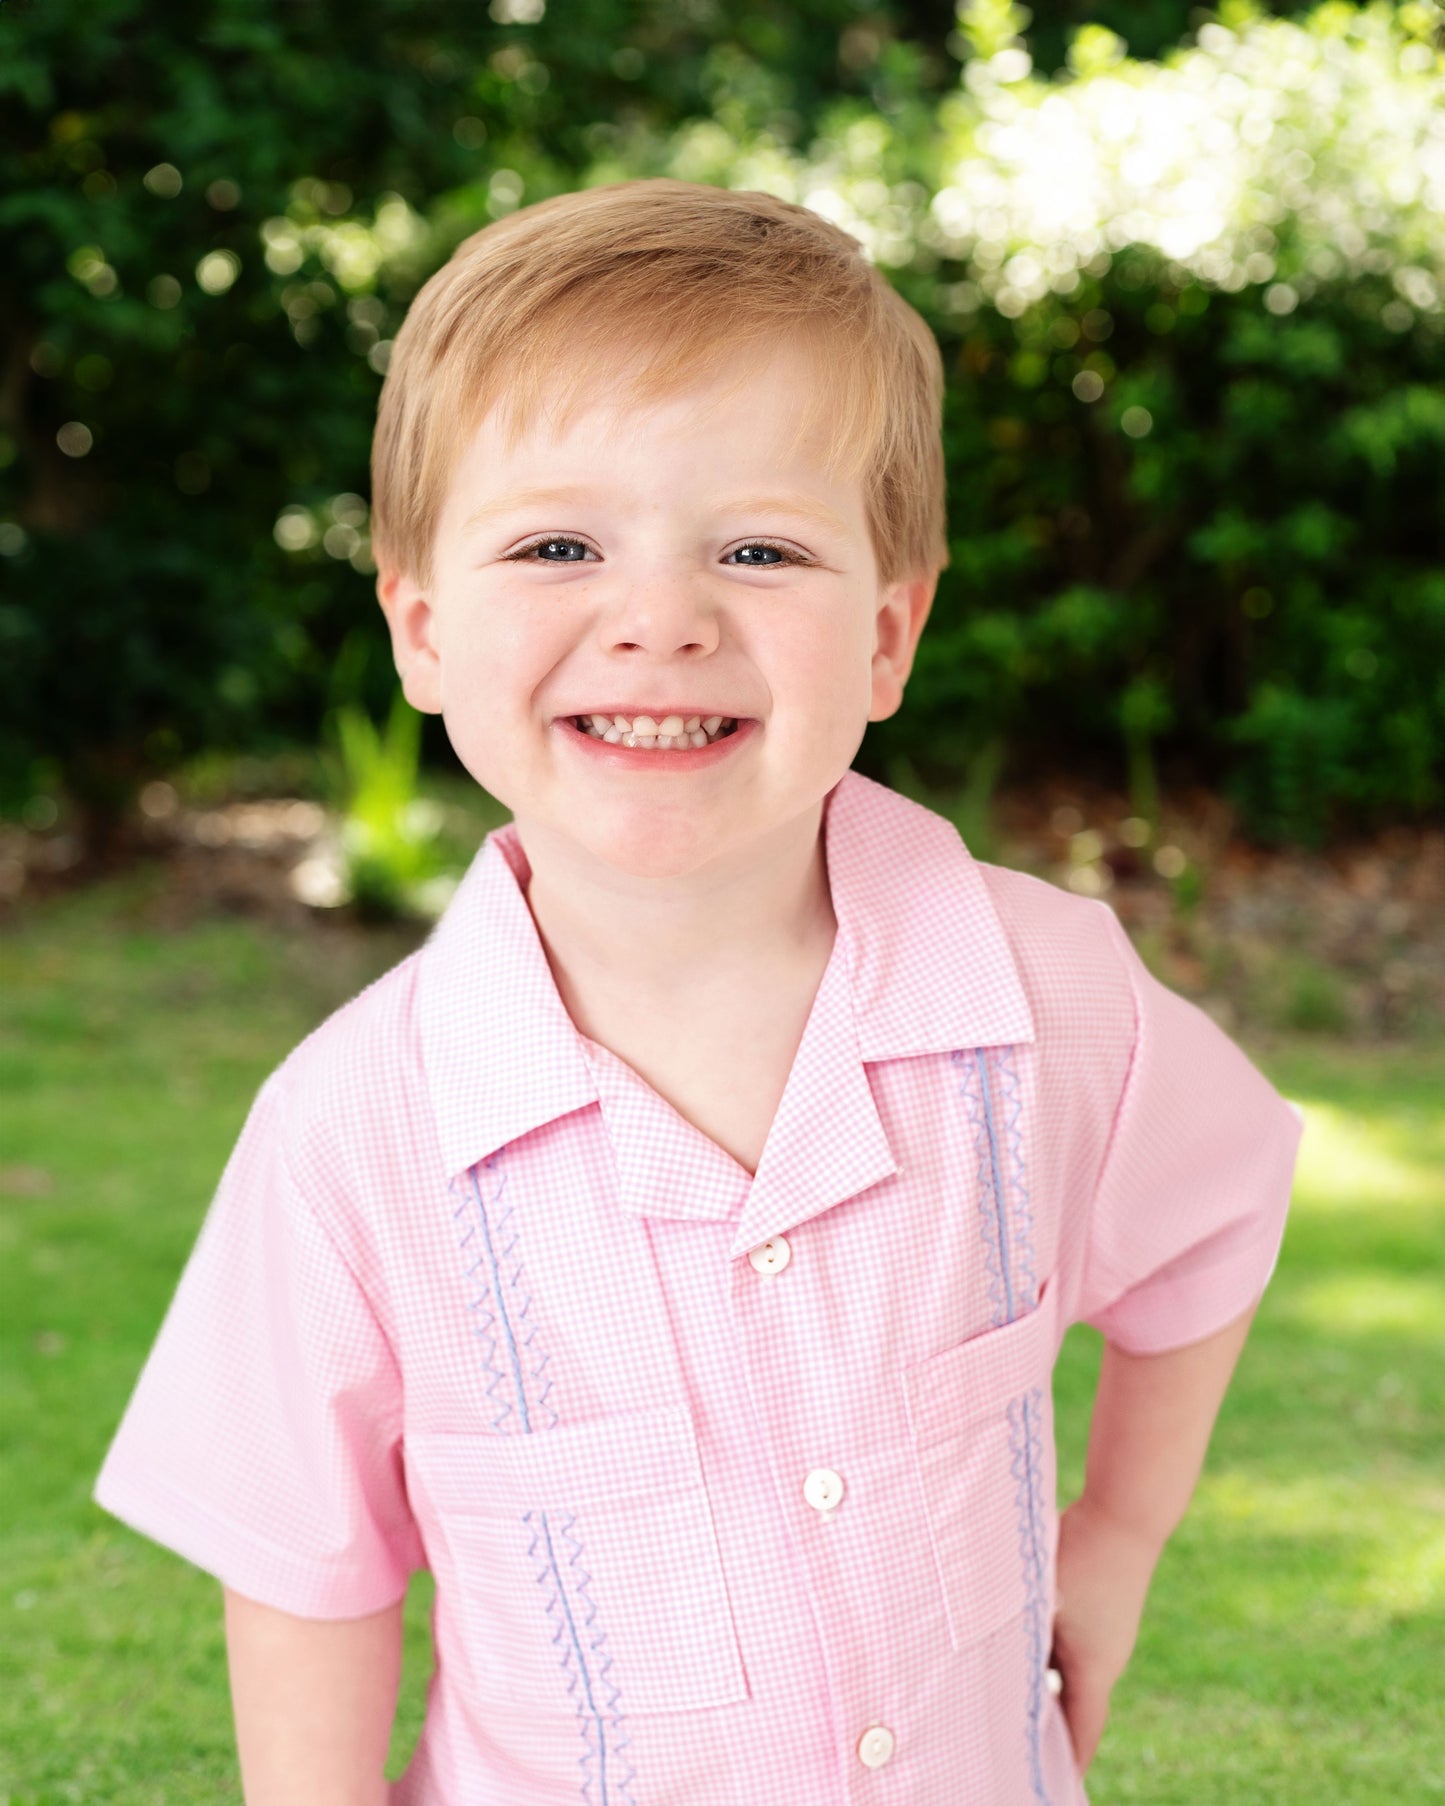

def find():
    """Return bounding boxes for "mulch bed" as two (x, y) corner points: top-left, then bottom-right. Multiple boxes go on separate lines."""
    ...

(991, 779), (1442, 1040)
(5, 782), (1441, 1042)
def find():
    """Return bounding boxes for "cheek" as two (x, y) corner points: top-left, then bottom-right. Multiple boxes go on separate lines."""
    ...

(770, 601), (875, 708)
(437, 594), (564, 713)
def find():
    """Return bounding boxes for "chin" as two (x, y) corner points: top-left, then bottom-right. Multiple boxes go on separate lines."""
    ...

(576, 811), (734, 882)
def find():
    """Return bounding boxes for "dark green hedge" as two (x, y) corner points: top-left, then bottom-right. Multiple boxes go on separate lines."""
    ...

(889, 253), (1445, 844)
(2, 0), (1440, 845)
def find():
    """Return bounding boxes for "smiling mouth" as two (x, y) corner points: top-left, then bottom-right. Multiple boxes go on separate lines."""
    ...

(570, 713), (741, 749)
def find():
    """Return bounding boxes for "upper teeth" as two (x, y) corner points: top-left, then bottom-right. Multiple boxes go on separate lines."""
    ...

(577, 712), (734, 748)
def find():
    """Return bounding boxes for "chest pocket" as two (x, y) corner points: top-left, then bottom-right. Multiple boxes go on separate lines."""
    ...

(900, 1275), (1060, 1651)
(407, 1406), (749, 1716)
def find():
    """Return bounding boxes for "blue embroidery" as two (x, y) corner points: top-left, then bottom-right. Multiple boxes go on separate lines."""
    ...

(453, 1152), (631, 1802)
(957, 1046), (1049, 1795)
(450, 1166), (518, 1433)
(562, 1511), (634, 1805)
(1009, 1388), (1052, 1805)
(973, 1047), (1015, 1321)
(952, 1047), (1010, 1327)
(525, 1508), (635, 1806)
(450, 1155), (561, 1433)
(952, 1045), (1038, 1327)
(468, 1158), (536, 1431)
(492, 1157), (560, 1433)
(995, 1047), (1040, 1317)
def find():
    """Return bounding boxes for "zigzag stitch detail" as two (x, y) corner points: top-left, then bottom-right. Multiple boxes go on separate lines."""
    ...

(561, 1513), (606, 1652)
(561, 1511), (636, 1804)
(519, 1318), (552, 1416)
(1008, 1392), (1052, 1804)
(487, 1155), (554, 1430)
(452, 1167), (630, 1798)
(996, 1048), (1040, 1314)
(528, 1509), (604, 1802)
(559, 1517), (635, 1806)
(449, 1174), (514, 1431)
(952, 1048), (1009, 1327)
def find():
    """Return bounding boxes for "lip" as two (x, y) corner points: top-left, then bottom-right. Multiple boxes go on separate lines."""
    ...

(556, 714), (758, 771)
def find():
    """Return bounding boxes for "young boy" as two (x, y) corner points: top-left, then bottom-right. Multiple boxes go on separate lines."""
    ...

(95, 179), (1303, 1805)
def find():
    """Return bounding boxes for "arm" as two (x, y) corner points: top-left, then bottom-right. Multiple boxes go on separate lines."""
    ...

(224, 1588), (403, 1805)
(1050, 1297), (1259, 1773)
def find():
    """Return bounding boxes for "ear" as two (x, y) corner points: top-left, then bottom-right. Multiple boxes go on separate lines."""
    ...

(375, 564), (444, 716)
(868, 569), (938, 723)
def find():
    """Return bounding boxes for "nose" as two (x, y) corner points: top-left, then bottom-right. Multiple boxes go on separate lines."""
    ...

(600, 570), (721, 659)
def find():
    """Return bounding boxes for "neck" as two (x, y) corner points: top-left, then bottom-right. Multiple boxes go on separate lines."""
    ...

(516, 802), (836, 1017)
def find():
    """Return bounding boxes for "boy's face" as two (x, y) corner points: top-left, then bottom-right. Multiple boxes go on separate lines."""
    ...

(378, 339), (936, 882)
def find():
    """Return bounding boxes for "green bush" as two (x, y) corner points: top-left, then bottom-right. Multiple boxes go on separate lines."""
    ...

(632, 0), (1445, 841)
(0, 0), (900, 831)
(3, 0), (1441, 845)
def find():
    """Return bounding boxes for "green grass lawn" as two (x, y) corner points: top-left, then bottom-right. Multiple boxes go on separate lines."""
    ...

(2, 865), (1442, 1803)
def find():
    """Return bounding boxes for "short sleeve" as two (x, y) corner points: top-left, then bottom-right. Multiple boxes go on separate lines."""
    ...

(93, 1070), (424, 1618)
(1076, 907), (1305, 1355)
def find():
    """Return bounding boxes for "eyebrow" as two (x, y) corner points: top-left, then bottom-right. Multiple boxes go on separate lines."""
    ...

(463, 486), (597, 535)
(717, 494), (851, 536)
(462, 488), (850, 538)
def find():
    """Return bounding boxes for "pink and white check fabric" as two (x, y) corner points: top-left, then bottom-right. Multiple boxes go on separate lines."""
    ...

(95, 769), (1302, 1805)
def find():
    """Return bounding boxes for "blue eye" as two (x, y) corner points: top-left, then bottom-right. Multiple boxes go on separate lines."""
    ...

(518, 537), (591, 562)
(729, 543), (786, 566)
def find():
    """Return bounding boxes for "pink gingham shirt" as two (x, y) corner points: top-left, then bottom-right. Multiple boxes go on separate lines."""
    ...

(95, 769), (1302, 1805)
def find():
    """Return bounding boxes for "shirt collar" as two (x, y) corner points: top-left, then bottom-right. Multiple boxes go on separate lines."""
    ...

(417, 767), (1034, 1188)
(575, 1030), (755, 1225)
(418, 822), (601, 1181)
(828, 768), (1035, 1060)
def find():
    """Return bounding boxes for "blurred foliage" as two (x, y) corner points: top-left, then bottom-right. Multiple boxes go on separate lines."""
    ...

(325, 689), (449, 921)
(1, 0), (1442, 848)
(0, 0), (924, 841)
(622, 0), (1445, 843)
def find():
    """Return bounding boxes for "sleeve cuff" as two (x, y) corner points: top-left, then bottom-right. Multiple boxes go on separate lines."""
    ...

(1086, 1204), (1291, 1356)
(93, 1463), (419, 1622)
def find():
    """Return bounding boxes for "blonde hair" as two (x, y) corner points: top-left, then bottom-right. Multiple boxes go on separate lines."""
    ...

(369, 178), (948, 587)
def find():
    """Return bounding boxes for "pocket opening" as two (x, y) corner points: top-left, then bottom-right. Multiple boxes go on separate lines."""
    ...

(407, 1408), (749, 1717)
(901, 1279), (1060, 1651)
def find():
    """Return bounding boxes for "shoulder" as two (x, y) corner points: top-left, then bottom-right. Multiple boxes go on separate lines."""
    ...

(265, 944), (431, 1194)
(973, 861), (1137, 1054)
(279, 940), (427, 1101)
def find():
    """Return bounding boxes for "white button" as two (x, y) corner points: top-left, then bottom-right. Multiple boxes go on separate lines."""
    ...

(748, 1235), (792, 1275)
(857, 1725), (895, 1769)
(803, 1467), (845, 1513)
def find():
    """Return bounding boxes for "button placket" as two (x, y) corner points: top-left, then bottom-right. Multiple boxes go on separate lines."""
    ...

(722, 1127), (917, 1796)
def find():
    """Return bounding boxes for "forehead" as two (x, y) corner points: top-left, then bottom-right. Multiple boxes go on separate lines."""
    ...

(442, 336), (868, 527)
